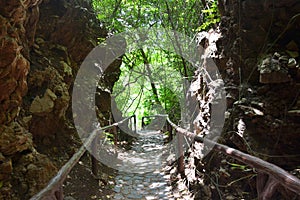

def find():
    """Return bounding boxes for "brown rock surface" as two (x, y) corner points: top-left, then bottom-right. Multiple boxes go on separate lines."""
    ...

(0, 122), (57, 200)
(189, 1), (300, 199)
(29, 89), (57, 115)
(0, 0), (41, 125)
(0, 0), (117, 198)
(0, 0), (49, 199)
(12, 151), (57, 200)
(0, 123), (33, 156)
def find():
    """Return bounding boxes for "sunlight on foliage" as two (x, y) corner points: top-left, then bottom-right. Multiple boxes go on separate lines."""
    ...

(92, 0), (220, 33)
(197, 0), (220, 31)
(112, 48), (183, 125)
(92, 0), (220, 124)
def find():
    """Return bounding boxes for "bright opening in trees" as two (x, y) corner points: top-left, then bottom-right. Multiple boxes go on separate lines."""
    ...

(92, 0), (220, 127)
(112, 48), (184, 127)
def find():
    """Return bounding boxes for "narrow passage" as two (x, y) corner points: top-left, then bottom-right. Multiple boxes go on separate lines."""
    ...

(113, 130), (175, 200)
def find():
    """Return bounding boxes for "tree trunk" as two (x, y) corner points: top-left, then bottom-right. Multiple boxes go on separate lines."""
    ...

(140, 49), (162, 106)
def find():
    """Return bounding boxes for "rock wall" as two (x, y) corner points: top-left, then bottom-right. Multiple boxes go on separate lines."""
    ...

(0, 0), (39, 125)
(0, 0), (122, 199)
(0, 1), (57, 199)
(217, 0), (300, 168)
(191, 0), (300, 198)
(217, 0), (300, 84)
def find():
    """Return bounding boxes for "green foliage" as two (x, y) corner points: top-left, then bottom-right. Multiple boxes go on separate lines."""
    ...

(113, 47), (183, 125)
(103, 131), (114, 144)
(227, 162), (252, 172)
(92, 0), (220, 33)
(92, 0), (204, 35)
(197, 0), (220, 31)
(92, 0), (220, 125)
(141, 87), (180, 125)
(157, 87), (181, 122)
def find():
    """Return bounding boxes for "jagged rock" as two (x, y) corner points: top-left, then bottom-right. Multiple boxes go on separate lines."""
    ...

(0, 0), (41, 125)
(38, 0), (107, 63)
(0, 122), (33, 156)
(0, 36), (30, 125)
(60, 61), (72, 76)
(197, 1), (300, 199)
(0, 158), (12, 180)
(288, 58), (298, 68)
(28, 66), (70, 137)
(30, 89), (57, 116)
(0, 153), (4, 162)
(0, 158), (13, 199)
(12, 151), (57, 199)
(197, 29), (221, 58)
(0, 0), (44, 198)
(0, 0), (116, 199)
(258, 52), (296, 83)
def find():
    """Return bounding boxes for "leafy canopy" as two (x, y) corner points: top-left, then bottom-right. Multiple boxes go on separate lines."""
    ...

(92, 0), (220, 123)
(92, 0), (206, 34)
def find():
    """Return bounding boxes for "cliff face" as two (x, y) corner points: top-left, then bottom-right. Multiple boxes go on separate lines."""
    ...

(26, 0), (107, 140)
(191, 0), (300, 199)
(217, 0), (300, 167)
(0, 1), (56, 199)
(0, 0), (37, 125)
(0, 0), (120, 199)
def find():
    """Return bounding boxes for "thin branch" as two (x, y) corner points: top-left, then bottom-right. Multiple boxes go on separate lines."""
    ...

(113, 73), (144, 98)
(140, 49), (161, 105)
(124, 87), (143, 113)
(109, 0), (122, 20)
(132, 87), (144, 114)
(164, 1), (189, 78)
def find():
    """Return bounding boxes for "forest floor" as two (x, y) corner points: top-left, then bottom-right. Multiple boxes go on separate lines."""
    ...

(62, 131), (193, 200)
(63, 154), (116, 200)
(49, 135), (252, 200)
(62, 154), (194, 200)
(44, 129), (300, 200)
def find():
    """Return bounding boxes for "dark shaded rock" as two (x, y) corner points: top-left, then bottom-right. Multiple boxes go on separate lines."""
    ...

(0, 0), (42, 125)
(0, 0), (121, 199)
(0, 123), (33, 156)
(259, 72), (291, 83)
(12, 151), (57, 200)
(217, 0), (300, 84)
(189, 1), (300, 199)
(216, 0), (300, 165)
(27, 65), (70, 138)
(37, 0), (107, 63)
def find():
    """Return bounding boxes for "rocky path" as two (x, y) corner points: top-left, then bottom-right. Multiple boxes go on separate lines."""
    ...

(113, 130), (175, 200)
